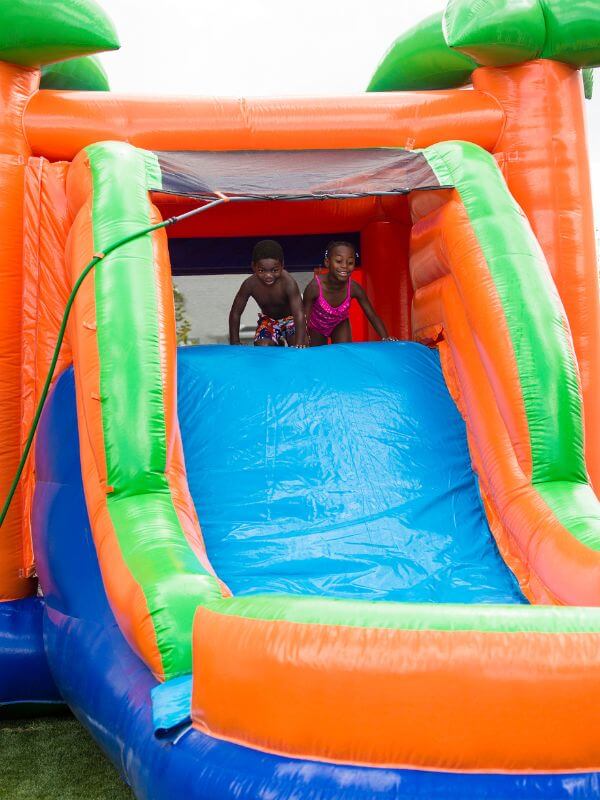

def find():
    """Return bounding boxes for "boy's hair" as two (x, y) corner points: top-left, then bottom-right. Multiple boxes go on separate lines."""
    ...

(325, 241), (359, 261)
(252, 239), (284, 264)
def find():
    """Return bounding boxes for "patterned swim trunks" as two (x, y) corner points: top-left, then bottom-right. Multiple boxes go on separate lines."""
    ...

(254, 314), (296, 345)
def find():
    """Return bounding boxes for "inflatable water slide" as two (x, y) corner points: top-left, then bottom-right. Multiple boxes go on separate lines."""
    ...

(1, 0), (600, 797)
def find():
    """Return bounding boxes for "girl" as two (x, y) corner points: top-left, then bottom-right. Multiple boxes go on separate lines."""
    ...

(303, 241), (395, 346)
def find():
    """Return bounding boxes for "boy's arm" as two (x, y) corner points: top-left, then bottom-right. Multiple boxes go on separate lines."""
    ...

(229, 281), (251, 344)
(286, 276), (307, 347)
(352, 282), (391, 340)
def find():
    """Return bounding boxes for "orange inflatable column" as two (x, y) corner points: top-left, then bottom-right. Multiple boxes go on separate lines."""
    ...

(360, 220), (411, 340)
(0, 62), (39, 600)
(473, 61), (600, 493)
(21, 159), (72, 577)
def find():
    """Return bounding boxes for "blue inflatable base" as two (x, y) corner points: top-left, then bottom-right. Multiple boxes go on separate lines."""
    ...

(0, 596), (61, 708)
(44, 602), (600, 800)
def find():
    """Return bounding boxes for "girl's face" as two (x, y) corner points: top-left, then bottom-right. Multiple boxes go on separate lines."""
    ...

(325, 246), (356, 282)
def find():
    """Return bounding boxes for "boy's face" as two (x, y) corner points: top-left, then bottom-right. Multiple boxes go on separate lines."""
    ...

(253, 258), (283, 286)
(325, 246), (356, 281)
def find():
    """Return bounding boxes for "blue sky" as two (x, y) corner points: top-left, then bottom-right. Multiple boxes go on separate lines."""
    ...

(98, 0), (599, 229)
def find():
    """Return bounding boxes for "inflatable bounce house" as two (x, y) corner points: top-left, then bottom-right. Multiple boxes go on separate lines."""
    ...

(1, 0), (600, 796)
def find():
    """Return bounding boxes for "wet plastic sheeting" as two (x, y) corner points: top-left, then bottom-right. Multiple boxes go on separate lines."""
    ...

(179, 343), (525, 604)
(153, 148), (445, 200)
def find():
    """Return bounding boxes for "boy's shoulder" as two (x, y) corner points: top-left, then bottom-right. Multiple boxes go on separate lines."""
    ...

(280, 269), (302, 292)
(240, 274), (259, 293)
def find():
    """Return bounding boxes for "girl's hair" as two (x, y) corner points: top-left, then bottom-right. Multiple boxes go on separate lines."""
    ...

(325, 241), (359, 262)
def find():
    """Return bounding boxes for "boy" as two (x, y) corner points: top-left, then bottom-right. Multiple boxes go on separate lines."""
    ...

(229, 240), (307, 347)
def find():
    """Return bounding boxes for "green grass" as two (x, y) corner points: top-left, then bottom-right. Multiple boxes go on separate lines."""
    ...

(0, 714), (133, 799)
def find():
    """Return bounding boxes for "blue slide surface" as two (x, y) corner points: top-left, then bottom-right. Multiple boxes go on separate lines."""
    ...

(179, 342), (525, 604)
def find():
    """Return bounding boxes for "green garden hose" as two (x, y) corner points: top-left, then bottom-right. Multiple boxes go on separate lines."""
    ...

(0, 196), (229, 528)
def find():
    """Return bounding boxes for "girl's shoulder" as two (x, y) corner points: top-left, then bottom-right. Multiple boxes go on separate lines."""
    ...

(350, 278), (364, 298)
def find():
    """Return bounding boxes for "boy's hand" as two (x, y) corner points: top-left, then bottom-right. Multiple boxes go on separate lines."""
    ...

(382, 336), (400, 342)
(229, 280), (251, 345)
(286, 275), (307, 347)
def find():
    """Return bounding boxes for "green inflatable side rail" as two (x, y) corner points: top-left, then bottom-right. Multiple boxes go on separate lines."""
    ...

(199, 594), (600, 635)
(0, 0), (119, 67)
(41, 55), (110, 91)
(423, 140), (600, 551)
(85, 142), (224, 679)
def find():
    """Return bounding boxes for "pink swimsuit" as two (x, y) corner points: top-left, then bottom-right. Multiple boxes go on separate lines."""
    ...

(308, 275), (352, 337)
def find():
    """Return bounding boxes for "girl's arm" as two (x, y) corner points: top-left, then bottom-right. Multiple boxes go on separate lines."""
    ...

(302, 279), (318, 341)
(352, 282), (390, 339)
(228, 280), (251, 344)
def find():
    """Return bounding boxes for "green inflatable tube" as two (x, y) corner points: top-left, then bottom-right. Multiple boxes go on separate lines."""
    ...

(41, 55), (110, 91)
(0, 0), (119, 67)
(367, 11), (477, 92)
(369, 1), (600, 93)
(444, 0), (600, 68)
(443, 0), (546, 66)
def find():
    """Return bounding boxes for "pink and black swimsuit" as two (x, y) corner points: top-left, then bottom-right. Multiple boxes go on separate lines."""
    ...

(308, 275), (352, 337)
